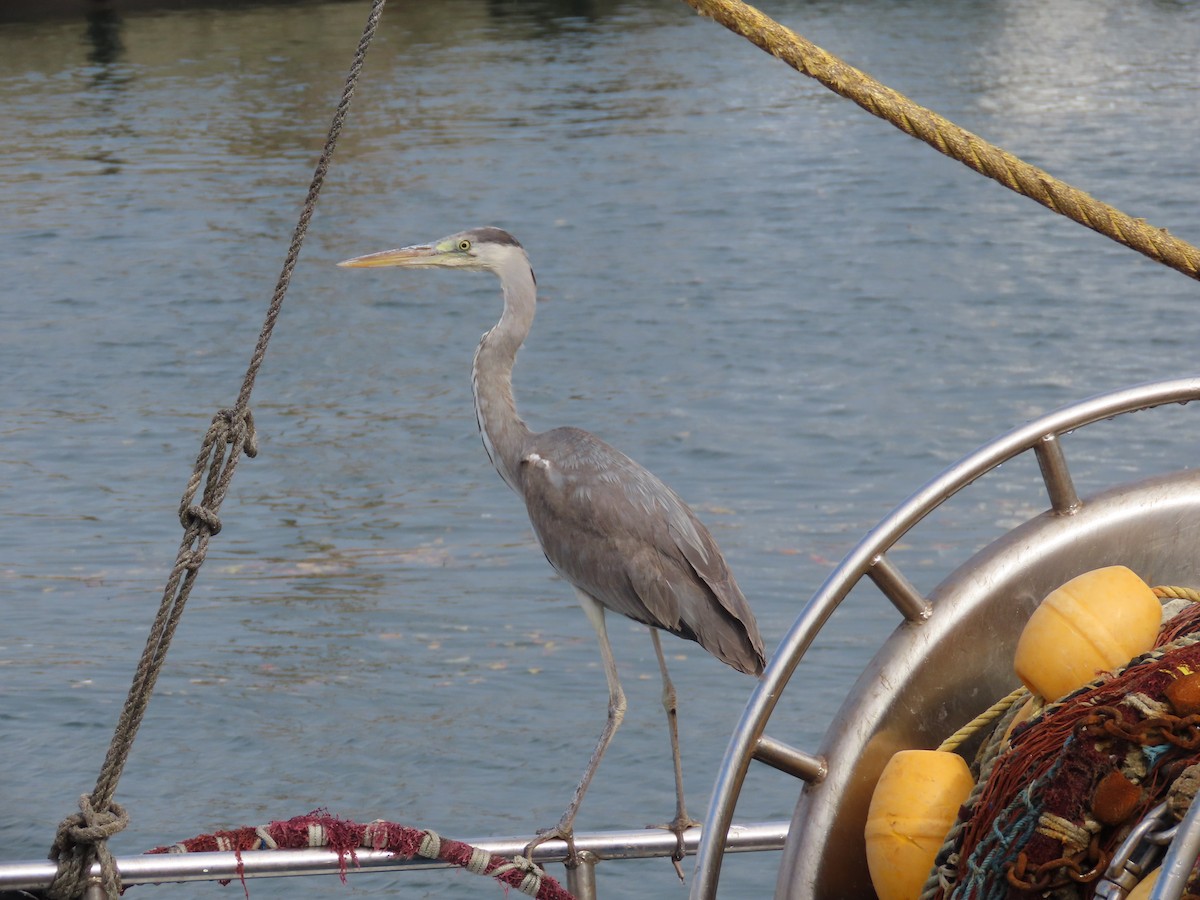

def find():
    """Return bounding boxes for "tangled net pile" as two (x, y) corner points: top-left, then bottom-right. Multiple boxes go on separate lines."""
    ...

(149, 810), (574, 900)
(925, 601), (1200, 898)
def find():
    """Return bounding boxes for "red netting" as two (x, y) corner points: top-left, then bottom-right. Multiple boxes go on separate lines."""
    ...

(149, 810), (574, 900)
(940, 636), (1200, 898)
(1158, 600), (1200, 646)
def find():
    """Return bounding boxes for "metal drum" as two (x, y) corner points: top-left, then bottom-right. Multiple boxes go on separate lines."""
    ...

(690, 377), (1200, 899)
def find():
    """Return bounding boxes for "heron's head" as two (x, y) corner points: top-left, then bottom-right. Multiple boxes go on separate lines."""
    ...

(338, 227), (529, 275)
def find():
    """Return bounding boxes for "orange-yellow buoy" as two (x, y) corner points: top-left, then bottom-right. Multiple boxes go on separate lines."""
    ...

(1126, 866), (1160, 899)
(1013, 565), (1161, 701)
(865, 749), (974, 900)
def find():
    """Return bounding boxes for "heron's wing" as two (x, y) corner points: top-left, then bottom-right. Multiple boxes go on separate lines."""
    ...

(663, 504), (764, 674)
(521, 427), (765, 676)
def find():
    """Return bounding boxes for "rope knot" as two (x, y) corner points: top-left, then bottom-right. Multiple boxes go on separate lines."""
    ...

(489, 854), (547, 897)
(180, 504), (222, 535)
(214, 407), (259, 458)
(63, 794), (129, 843)
(47, 795), (129, 900)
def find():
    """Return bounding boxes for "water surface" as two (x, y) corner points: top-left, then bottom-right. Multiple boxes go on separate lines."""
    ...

(2, 0), (1200, 896)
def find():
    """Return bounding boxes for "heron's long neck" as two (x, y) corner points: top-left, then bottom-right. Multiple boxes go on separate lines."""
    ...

(472, 255), (536, 492)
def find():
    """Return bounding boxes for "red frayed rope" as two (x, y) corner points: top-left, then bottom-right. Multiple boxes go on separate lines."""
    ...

(149, 810), (575, 900)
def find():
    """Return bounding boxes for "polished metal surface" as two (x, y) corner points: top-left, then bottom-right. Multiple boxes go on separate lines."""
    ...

(690, 377), (1200, 899)
(567, 850), (599, 900)
(781, 466), (1200, 897)
(1094, 802), (1176, 899)
(1152, 792), (1200, 900)
(752, 735), (826, 783)
(867, 553), (931, 622)
(1035, 433), (1082, 514)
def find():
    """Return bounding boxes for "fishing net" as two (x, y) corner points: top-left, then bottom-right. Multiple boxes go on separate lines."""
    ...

(927, 601), (1200, 898)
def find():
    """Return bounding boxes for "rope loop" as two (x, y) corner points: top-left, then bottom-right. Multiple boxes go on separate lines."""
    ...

(214, 406), (259, 458)
(235, 408), (259, 458)
(466, 846), (492, 875)
(47, 796), (129, 900)
(181, 504), (223, 536)
(1156, 585), (1200, 604)
(59, 795), (129, 843)
(418, 829), (442, 859)
(498, 855), (546, 896)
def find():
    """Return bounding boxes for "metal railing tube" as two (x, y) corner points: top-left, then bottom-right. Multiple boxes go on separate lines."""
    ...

(0, 821), (788, 892)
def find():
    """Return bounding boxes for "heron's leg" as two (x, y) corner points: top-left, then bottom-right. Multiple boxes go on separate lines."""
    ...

(649, 627), (700, 880)
(524, 590), (626, 867)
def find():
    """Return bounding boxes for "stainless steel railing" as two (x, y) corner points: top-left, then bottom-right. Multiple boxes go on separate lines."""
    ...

(0, 820), (788, 900)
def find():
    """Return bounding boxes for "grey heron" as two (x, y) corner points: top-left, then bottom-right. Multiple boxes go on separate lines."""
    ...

(339, 227), (765, 871)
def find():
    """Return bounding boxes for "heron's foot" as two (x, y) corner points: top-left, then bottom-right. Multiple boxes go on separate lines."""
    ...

(524, 821), (579, 869)
(647, 813), (701, 880)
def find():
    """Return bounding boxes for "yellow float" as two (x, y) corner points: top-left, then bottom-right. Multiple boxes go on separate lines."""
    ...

(866, 566), (1167, 899)
(864, 749), (973, 900)
(1126, 866), (1160, 899)
(1013, 565), (1161, 701)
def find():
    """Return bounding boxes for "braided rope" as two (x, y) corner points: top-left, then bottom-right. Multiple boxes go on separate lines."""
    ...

(1035, 812), (1092, 852)
(938, 685), (1029, 754)
(680, 0), (1200, 282)
(46, 797), (129, 900)
(1156, 585), (1200, 603)
(46, 4), (388, 898)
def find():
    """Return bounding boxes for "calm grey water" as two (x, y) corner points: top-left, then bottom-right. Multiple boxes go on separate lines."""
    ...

(2, 0), (1199, 896)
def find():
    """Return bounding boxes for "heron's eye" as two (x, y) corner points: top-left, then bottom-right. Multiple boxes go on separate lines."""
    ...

(457, 239), (472, 252)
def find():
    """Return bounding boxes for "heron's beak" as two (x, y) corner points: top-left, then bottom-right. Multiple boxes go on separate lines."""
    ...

(337, 245), (439, 268)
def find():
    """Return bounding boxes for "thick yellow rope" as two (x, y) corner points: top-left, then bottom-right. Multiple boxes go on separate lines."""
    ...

(938, 685), (1029, 753)
(680, 0), (1200, 282)
(1155, 585), (1200, 603)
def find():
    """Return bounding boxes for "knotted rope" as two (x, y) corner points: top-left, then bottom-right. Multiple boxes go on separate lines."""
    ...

(46, 4), (387, 897)
(47, 797), (129, 900)
(680, 0), (1200, 282)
